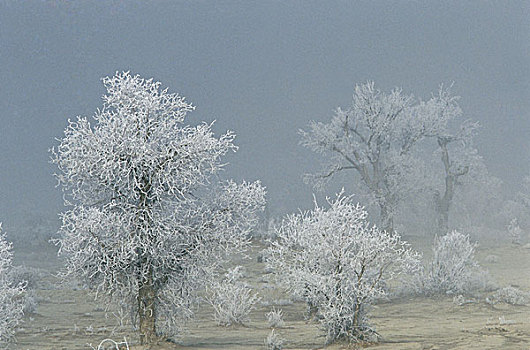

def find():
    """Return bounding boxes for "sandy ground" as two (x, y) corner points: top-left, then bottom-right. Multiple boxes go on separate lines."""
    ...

(8, 238), (530, 350)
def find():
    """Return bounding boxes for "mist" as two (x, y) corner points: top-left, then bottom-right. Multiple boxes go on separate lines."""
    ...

(0, 1), (529, 348)
(1, 1), (528, 224)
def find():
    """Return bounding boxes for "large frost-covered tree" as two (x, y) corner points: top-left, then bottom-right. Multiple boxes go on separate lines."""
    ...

(51, 72), (265, 343)
(266, 193), (418, 343)
(300, 82), (450, 233)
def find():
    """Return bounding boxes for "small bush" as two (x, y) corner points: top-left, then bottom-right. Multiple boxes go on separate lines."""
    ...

(487, 287), (529, 306)
(266, 307), (285, 328)
(7, 266), (43, 315)
(208, 266), (260, 326)
(8, 265), (44, 290)
(415, 230), (485, 295)
(264, 329), (284, 350)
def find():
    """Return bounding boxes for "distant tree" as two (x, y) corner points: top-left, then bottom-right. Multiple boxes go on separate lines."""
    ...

(51, 72), (265, 343)
(449, 168), (504, 236)
(424, 87), (482, 233)
(300, 82), (450, 233)
(0, 224), (26, 345)
(266, 193), (419, 344)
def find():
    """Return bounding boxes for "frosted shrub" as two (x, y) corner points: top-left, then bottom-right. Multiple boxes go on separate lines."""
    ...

(418, 230), (483, 295)
(488, 287), (528, 306)
(266, 193), (419, 344)
(0, 224), (26, 345)
(264, 329), (284, 350)
(8, 266), (42, 314)
(208, 266), (260, 326)
(8, 266), (43, 290)
(266, 307), (285, 328)
(51, 72), (265, 343)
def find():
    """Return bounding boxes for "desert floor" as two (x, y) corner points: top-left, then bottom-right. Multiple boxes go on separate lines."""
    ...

(8, 236), (530, 350)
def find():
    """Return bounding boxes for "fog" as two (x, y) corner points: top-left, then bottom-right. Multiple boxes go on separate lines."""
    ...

(0, 1), (529, 348)
(1, 1), (528, 225)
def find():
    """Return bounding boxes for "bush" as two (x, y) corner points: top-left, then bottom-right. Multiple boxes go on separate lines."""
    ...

(266, 193), (419, 344)
(208, 266), (260, 326)
(487, 287), (529, 306)
(264, 329), (284, 350)
(7, 265), (43, 314)
(266, 307), (285, 328)
(415, 230), (485, 295)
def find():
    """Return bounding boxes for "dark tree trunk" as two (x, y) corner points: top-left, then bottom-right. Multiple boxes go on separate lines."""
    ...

(379, 200), (394, 234)
(434, 185), (452, 235)
(138, 267), (157, 344)
(434, 137), (468, 235)
(136, 175), (157, 344)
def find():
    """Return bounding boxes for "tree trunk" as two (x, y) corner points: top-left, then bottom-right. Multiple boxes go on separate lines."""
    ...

(136, 175), (157, 344)
(379, 201), (394, 234)
(434, 136), (470, 235)
(434, 190), (450, 234)
(138, 268), (157, 344)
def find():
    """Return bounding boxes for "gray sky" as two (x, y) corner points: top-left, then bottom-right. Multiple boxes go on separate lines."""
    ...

(0, 0), (529, 226)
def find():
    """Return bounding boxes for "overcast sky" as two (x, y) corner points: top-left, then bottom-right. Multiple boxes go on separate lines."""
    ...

(0, 0), (529, 227)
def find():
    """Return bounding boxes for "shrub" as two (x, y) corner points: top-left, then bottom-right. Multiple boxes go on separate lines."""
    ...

(266, 193), (419, 344)
(415, 230), (485, 295)
(264, 329), (284, 350)
(266, 307), (285, 328)
(208, 266), (260, 326)
(487, 287), (529, 306)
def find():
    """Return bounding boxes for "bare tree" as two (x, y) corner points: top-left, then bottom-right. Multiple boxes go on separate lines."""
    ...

(300, 82), (448, 233)
(266, 193), (418, 343)
(51, 72), (265, 343)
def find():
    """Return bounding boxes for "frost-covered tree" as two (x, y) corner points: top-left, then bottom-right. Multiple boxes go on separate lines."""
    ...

(51, 72), (265, 343)
(300, 82), (450, 233)
(0, 224), (26, 345)
(422, 87), (482, 233)
(266, 193), (418, 343)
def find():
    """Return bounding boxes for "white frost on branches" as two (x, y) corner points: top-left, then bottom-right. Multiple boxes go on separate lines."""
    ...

(51, 72), (266, 342)
(300, 82), (453, 233)
(207, 266), (260, 326)
(414, 230), (484, 295)
(0, 224), (26, 345)
(266, 193), (419, 343)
